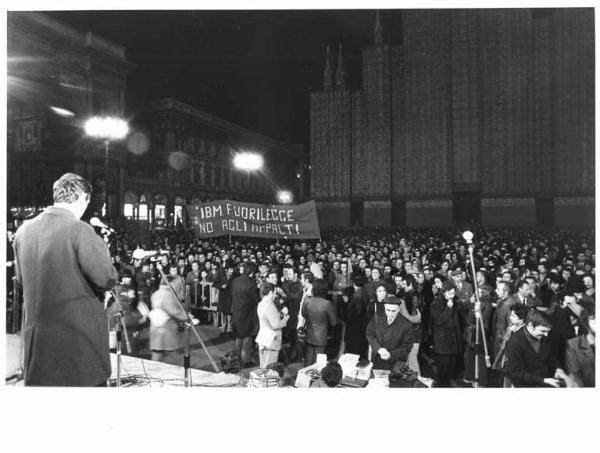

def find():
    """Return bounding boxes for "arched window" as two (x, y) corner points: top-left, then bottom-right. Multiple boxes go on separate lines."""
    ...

(154, 194), (167, 220)
(174, 195), (185, 224)
(139, 194), (149, 221)
(123, 191), (137, 219)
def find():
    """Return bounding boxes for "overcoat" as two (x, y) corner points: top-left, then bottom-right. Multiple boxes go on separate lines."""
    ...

(366, 310), (415, 370)
(149, 286), (188, 351)
(430, 295), (464, 355)
(231, 274), (260, 337)
(13, 206), (118, 386)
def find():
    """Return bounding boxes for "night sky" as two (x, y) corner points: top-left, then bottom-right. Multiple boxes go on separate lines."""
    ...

(46, 10), (405, 145)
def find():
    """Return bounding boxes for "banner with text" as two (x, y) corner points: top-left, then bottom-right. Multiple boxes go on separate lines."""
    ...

(187, 199), (321, 239)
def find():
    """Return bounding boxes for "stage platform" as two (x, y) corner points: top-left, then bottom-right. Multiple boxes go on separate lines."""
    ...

(5, 334), (242, 387)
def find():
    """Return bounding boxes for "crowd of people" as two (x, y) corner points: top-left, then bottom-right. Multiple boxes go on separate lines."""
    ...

(102, 225), (595, 388)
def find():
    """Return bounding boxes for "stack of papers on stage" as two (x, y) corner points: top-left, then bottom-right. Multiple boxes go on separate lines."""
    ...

(338, 353), (372, 379)
(367, 369), (390, 388)
(294, 363), (325, 388)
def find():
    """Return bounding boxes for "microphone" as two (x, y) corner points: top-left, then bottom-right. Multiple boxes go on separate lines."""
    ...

(90, 217), (115, 234)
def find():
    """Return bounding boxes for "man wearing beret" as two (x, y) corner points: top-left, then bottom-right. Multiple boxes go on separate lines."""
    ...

(366, 296), (415, 370)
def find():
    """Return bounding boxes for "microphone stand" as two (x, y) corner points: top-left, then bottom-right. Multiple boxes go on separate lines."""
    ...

(109, 287), (132, 387)
(156, 265), (220, 384)
(465, 235), (491, 388)
(100, 228), (132, 387)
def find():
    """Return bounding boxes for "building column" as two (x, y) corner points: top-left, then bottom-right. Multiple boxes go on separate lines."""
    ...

(118, 167), (125, 220)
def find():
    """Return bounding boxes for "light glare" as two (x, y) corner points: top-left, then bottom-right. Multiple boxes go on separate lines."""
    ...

(277, 190), (293, 204)
(233, 152), (264, 171)
(50, 106), (75, 117)
(84, 116), (129, 140)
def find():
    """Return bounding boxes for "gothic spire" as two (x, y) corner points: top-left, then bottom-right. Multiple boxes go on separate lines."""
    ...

(374, 10), (383, 44)
(323, 46), (332, 90)
(335, 44), (346, 88)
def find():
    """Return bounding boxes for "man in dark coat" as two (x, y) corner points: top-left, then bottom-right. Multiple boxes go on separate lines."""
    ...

(301, 278), (337, 365)
(345, 274), (370, 359)
(366, 296), (415, 370)
(13, 173), (118, 386)
(231, 262), (260, 365)
(504, 310), (567, 387)
(430, 281), (464, 387)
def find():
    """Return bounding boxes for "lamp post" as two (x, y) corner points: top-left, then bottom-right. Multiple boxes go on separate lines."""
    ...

(84, 116), (129, 219)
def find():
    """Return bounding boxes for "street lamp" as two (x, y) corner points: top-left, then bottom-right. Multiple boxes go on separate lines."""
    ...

(277, 190), (293, 205)
(84, 116), (129, 218)
(233, 152), (263, 189)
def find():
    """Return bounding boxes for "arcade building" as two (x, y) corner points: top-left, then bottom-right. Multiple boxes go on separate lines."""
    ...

(7, 12), (303, 232)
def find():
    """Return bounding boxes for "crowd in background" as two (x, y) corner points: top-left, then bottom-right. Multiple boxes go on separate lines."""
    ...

(7, 226), (596, 387)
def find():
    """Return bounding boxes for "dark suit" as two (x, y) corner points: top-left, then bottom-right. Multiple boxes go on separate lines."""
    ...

(504, 327), (558, 387)
(13, 206), (118, 386)
(302, 295), (337, 365)
(230, 274), (260, 338)
(565, 335), (595, 387)
(345, 286), (370, 359)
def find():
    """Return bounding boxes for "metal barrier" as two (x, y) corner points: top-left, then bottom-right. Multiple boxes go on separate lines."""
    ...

(189, 281), (219, 311)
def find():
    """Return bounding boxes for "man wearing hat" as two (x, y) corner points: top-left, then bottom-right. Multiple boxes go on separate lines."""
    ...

(366, 296), (415, 370)
(451, 267), (474, 305)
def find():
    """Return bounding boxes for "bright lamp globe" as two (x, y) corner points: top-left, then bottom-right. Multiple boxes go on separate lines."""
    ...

(234, 152), (263, 171)
(277, 191), (292, 204)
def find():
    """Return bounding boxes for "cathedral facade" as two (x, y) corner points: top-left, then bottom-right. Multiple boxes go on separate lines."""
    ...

(310, 9), (594, 228)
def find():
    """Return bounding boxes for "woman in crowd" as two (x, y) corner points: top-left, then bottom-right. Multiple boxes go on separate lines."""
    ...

(216, 263), (237, 334)
(255, 282), (290, 368)
(492, 303), (529, 387)
(367, 283), (389, 322)
(148, 273), (189, 363)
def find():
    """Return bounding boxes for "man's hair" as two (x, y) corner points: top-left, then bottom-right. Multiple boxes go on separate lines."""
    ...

(260, 282), (276, 297)
(301, 271), (315, 285)
(497, 281), (511, 294)
(403, 274), (416, 288)
(517, 280), (530, 291)
(240, 262), (255, 276)
(510, 303), (530, 321)
(579, 304), (595, 333)
(311, 278), (329, 298)
(525, 309), (552, 329)
(352, 273), (367, 287)
(321, 361), (343, 387)
(53, 172), (92, 203)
